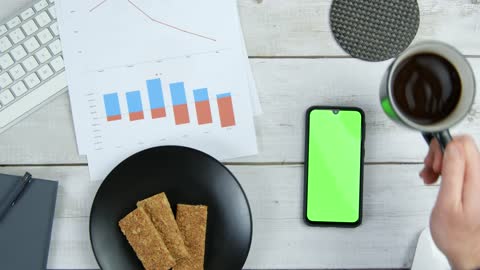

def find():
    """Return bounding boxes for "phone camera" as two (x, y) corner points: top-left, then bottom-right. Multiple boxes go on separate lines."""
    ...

(332, 110), (339, 115)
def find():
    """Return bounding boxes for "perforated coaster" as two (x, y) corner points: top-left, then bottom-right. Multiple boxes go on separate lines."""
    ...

(330, 0), (420, 62)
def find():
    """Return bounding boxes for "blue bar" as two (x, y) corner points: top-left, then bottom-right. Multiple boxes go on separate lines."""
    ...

(216, 93), (231, 99)
(193, 88), (209, 102)
(147, 79), (165, 109)
(103, 93), (121, 117)
(126, 91), (143, 113)
(170, 82), (187, 106)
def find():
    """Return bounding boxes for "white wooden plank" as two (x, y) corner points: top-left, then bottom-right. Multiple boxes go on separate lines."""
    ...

(238, 164), (435, 269)
(0, 165), (438, 269)
(238, 0), (480, 56)
(0, 95), (84, 165)
(1, 0), (479, 57)
(1, 58), (479, 165)
(246, 57), (480, 163)
(48, 217), (98, 269)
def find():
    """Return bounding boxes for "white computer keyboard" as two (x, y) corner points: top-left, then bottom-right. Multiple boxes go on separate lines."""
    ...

(0, 0), (67, 133)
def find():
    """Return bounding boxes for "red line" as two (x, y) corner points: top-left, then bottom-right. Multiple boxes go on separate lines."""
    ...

(89, 0), (108, 12)
(127, 0), (216, 42)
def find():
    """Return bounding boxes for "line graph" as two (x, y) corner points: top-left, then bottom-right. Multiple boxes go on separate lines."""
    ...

(89, 0), (108, 12)
(127, 0), (216, 42)
(88, 0), (216, 42)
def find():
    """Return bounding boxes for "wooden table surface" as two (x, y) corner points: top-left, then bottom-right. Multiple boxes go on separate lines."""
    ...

(1, 0), (479, 269)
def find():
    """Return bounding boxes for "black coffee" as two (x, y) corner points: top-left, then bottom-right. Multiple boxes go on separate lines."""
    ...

(392, 53), (462, 125)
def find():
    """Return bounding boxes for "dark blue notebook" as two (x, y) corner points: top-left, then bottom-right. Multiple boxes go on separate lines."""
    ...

(0, 173), (58, 270)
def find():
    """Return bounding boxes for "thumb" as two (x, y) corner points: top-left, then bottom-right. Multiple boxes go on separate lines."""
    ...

(437, 142), (465, 207)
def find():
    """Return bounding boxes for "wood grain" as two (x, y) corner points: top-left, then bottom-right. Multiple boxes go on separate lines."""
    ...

(0, 0), (478, 269)
(0, 165), (437, 269)
(1, 58), (479, 165)
(1, 0), (480, 57)
(238, 0), (480, 56)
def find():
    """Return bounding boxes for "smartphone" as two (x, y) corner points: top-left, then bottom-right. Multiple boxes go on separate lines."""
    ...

(304, 106), (365, 227)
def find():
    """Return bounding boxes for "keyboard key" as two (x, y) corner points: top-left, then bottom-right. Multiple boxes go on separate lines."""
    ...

(22, 20), (39, 35)
(9, 64), (26, 80)
(24, 37), (40, 52)
(48, 39), (62, 55)
(11, 81), (28, 96)
(0, 71), (67, 129)
(0, 37), (12, 52)
(0, 25), (7, 36)
(35, 47), (52, 63)
(6, 17), (21, 29)
(22, 56), (39, 71)
(48, 6), (57, 19)
(25, 73), (40, 88)
(0, 73), (13, 88)
(9, 29), (26, 44)
(50, 56), (64, 71)
(10, 45), (27, 61)
(0, 90), (14, 105)
(21, 8), (35, 20)
(49, 22), (59, 36)
(37, 29), (53, 44)
(0, 54), (14, 69)
(34, 0), (49, 11)
(37, 65), (54, 80)
(34, 12), (51, 27)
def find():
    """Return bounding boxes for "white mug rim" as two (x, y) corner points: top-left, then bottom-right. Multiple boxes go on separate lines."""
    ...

(387, 41), (476, 132)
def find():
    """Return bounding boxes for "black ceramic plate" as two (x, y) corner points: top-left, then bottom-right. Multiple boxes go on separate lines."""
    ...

(89, 146), (252, 270)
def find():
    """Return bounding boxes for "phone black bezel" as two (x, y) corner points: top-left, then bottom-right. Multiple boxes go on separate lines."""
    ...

(304, 106), (366, 227)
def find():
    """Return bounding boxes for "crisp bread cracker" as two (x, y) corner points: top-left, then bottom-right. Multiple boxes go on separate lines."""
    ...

(137, 193), (189, 261)
(118, 207), (175, 270)
(174, 204), (208, 270)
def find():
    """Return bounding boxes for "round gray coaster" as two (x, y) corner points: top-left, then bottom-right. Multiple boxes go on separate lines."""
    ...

(330, 0), (420, 62)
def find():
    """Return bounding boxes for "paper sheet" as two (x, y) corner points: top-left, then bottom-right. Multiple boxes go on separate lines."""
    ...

(56, 0), (259, 180)
(84, 52), (257, 180)
(56, 0), (261, 155)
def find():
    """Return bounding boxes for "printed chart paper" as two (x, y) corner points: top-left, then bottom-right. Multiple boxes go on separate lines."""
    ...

(56, 0), (259, 180)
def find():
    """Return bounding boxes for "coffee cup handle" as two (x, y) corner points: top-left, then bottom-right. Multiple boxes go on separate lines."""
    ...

(422, 130), (453, 152)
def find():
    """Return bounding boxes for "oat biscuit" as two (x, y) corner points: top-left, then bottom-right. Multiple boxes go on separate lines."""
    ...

(118, 207), (175, 270)
(174, 204), (208, 270)
(137, 193), (189, 260)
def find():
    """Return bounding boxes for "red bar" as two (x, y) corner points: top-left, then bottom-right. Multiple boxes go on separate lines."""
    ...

(217, 96), (236, 127)
(107, 115), (122, 121)
(173, 104), (190, 125)
(129, 111), (144, 121)
(151, 107), (166, 119)
(195, 101), (212, 125)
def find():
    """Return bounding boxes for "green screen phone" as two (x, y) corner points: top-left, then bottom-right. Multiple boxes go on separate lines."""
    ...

(304, 107), (365, 226)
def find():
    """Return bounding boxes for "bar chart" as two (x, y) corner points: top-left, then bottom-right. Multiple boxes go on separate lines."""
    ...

(126, 91), (145, 121)
(147, 79), (166, 119)
(170, 82), (190, 125)
(217, 93), (236, 127)
(102, 78), (237, 128)
(103, 93), (122, 121)
(194, 88), (213, 125)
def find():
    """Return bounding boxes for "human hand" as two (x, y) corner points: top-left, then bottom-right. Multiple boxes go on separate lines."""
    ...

(420, 136), (480, 270)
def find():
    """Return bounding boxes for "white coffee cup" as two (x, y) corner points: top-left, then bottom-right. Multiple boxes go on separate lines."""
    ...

(379, 41), (476, 151)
